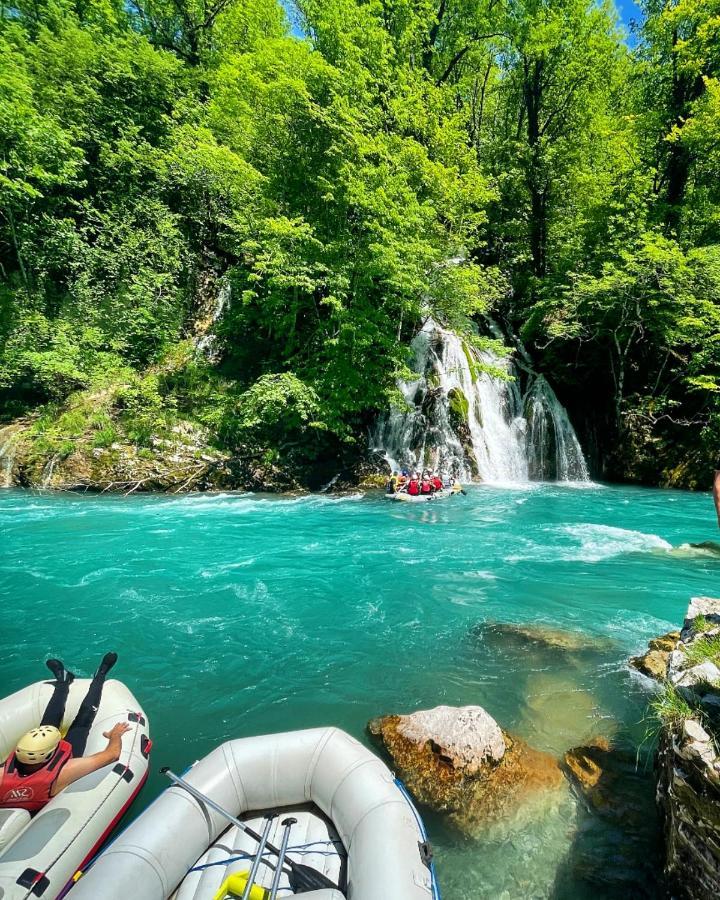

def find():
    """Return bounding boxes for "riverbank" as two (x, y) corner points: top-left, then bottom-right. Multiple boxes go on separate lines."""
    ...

(0, 413), (386, 495)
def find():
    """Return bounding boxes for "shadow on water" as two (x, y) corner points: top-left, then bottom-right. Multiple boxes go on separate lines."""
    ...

(551, 734), (663, 900)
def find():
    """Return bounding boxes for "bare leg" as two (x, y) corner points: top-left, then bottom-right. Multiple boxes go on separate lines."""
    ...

(714, 470), (720, 529)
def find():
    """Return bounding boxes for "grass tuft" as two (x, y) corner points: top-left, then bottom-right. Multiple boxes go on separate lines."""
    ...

(692, 615), (714, 634)
(650, 683), (696, 729)
(684, 635), (720, 669)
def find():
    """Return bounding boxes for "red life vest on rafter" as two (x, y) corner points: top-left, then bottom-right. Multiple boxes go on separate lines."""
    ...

(420, 481), (433, 494)
(0, 740), (72, 812)
(407, 480), (420, 495)
(432, 478), (443, 490)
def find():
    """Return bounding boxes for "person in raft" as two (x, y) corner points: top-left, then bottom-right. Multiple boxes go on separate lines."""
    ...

(385, 471), (400, 494)
(0, 653), (130, 813)
(406, 471), (421, 495)
(389, 470), (444, 496)
(419, 472), (434, 495)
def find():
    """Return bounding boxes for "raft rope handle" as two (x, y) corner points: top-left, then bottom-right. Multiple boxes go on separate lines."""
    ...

(73, 763), (195, 882)
(187, 840), (344, 874)
(394, 777), (442, 900)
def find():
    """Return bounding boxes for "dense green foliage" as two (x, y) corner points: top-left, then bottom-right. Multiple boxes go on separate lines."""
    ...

(1, 0), (719, 484)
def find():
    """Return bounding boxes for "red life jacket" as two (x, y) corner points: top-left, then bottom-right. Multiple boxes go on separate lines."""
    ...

(432, 478), (443, 490)
(407, 480), (420, 495)
(420, 481), (433, 494)
(0, 740), (72, 812)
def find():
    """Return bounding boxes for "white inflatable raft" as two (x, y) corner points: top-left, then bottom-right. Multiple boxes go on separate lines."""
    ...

(0, 679), (150, 900)
(389, 488), (457, 503)
(70, 727), (441, 900)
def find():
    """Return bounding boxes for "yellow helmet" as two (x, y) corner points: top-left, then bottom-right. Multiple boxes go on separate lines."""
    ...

(15, 726), (61, 765)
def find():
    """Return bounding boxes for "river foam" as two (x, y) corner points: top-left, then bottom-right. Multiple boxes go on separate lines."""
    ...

(558, 524), (673, 561)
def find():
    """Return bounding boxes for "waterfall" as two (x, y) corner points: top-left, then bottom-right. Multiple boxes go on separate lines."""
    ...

(372, 319), (588, 483)
(0, 423), (24, 488)
(524, 376), (589, 481)
(41, 453), (60, 489)
(195, 279), (231, 362)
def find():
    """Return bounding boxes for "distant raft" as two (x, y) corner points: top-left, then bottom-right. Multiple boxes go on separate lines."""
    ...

(0, 678), (150, 900)
(70, 726), (441, 900)
(389, 485), (463, 503)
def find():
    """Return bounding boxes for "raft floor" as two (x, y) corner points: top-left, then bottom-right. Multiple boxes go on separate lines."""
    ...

(171, 803), (346, 898)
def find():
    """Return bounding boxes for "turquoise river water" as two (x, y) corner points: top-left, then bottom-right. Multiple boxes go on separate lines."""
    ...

(2, 483), (719, 899)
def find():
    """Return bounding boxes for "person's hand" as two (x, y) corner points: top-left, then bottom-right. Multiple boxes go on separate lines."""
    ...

(103, 722), (131, 741)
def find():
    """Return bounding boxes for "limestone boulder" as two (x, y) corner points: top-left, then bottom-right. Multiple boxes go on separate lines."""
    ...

(678, 596), (720, 643)
(392, 705), (505, 772)
(368, 704), (564, 834)
(649, 631), (682, 653)
(670, 660), (720, 690)
(629, 630), (680, 681)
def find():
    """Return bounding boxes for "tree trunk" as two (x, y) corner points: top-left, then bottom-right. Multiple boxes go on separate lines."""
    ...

(663, 29), (705, 233)
(524, 57), (547, 279)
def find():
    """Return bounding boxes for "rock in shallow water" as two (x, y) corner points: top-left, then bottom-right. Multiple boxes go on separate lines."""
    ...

(369, 704), (564, 834)
(563, 737), (651, 822)
(476, 621), (615, 654)
(629, 630), (680, 681)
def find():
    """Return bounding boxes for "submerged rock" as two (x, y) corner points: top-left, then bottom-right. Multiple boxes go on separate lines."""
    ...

(477, 621), (614, 653)
(521, 672), (606, 754)
(556, 737), (663, 897)
(563, 737), (649, 821)
(368, 704), (564, 834)
(679, 541), (720, 558)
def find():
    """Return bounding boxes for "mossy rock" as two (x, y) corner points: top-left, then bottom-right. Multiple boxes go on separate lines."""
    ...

(448, 388), (469, 427)
(426, 372), (441, 389)
(359, 473), (388, 489)
(461, 340), (481, 381)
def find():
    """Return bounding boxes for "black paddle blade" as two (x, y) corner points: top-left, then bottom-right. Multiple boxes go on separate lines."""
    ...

(287, 861), (339, 893)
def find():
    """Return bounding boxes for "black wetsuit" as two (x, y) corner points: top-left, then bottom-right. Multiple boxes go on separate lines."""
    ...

(40, 671), (108, 757)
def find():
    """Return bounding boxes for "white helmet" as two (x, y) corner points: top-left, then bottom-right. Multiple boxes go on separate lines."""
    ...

(15, 726), (61, 765)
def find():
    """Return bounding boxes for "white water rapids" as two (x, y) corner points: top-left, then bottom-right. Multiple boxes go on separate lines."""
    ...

(372, 319), (589, 483)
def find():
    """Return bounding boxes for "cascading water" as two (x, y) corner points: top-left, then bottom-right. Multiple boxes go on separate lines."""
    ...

(525, 376), (589, 481)
(372, 319), (588, 483)
(0, 423), (24, 488)
(195, 279), (231, 362)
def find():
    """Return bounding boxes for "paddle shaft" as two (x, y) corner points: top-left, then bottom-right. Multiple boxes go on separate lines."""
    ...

(269, 818), (296, 900)
(160, 768), (338, 892)
(242, 815), (275, 900)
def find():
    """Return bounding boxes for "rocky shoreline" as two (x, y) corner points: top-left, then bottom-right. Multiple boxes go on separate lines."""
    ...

(640, 597), (720, 900)
(0, 418), (388, 495)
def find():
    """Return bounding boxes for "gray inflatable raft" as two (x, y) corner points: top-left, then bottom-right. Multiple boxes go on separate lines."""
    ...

(70, 727), (440, 900)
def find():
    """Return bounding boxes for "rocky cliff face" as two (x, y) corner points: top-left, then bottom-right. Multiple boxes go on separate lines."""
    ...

(655, 597), (720, 899)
